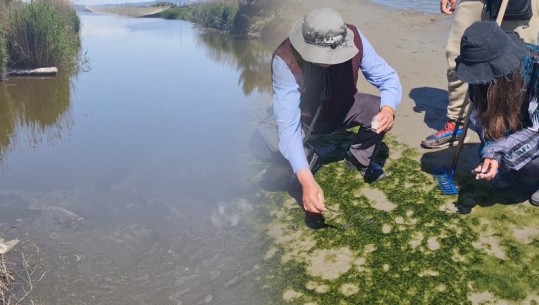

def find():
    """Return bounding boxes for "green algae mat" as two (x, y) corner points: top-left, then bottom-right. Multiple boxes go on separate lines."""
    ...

(256, 134), (539, 305)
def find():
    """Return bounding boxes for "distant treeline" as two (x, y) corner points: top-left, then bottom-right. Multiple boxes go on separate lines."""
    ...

(0, 0), (81, 79)
(153, 0), (276, 36)
(152, 1), (238, 31)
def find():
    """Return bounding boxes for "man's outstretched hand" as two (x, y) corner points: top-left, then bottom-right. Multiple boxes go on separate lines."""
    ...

(296, 169), (326, 213)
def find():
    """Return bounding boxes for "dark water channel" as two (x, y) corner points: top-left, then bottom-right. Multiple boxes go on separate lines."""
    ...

(0, 12), (275, 305)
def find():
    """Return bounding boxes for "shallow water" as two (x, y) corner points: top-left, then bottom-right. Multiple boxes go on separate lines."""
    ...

(369, 0), (440, 14)
(0, 12), (274, 305)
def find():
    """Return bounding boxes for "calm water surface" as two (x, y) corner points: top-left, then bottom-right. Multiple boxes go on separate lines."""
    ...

(0, 12), (274, 305)
(369, 0), (440, 14)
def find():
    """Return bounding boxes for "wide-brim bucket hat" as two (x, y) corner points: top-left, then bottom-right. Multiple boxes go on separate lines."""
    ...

(289, 8), (359, 65)
(455, 20), (526, 84)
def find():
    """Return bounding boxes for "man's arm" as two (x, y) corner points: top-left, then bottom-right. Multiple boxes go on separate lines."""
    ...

(272, 56), (326, 213)
(358, 31), (402, 133)
(272, 56), (309, 172)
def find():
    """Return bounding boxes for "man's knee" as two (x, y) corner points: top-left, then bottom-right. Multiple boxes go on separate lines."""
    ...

(354, 92), (381, 116)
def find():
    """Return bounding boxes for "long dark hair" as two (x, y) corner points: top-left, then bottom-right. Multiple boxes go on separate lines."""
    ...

(473, 69), (524, 140)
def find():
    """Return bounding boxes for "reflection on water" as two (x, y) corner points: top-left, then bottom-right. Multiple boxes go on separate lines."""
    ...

(369, 0), (439, 14)
(0, 13), (274, 305)
(0, 74), (72, 164)
(198, 31), (272, 96)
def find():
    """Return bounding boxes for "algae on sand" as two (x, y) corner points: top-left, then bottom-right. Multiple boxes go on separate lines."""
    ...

(257, 134), (539, 304)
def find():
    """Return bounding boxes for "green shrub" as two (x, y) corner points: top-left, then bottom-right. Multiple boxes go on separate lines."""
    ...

(155, 6), (193, 20)
(191, 2), (238, 31)
(6, 0), (81, 70)
(153, 1), (176, 8)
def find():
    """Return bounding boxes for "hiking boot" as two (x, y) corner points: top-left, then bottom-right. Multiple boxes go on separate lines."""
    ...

(344, 152), (385, 183)
(421, 121), (464, 149)
(531, 186), (539, 206)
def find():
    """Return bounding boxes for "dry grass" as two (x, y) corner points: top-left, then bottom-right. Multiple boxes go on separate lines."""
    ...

(0, 245), (45, 305)
(0, 254), (14, 305)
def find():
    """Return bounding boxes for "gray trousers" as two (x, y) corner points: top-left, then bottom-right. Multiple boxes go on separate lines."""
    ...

(252, 92), (384, 168)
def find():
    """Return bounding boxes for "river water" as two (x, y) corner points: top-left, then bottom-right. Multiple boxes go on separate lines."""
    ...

(0, 12), (275, 305)
(370, 0), (440, 14)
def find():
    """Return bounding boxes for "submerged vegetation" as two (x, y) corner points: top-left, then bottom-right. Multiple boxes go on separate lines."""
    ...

(255, 133), (539, 304)
(0, 0), (81, 79)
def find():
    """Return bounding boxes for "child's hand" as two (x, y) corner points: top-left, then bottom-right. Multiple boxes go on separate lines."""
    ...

(473, 158), (499, 180)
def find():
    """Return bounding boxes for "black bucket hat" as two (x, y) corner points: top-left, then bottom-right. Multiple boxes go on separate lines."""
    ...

(455, 21), (526, 84)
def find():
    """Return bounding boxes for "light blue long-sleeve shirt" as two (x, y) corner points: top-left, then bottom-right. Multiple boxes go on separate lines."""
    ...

(272, 30), (402, 173)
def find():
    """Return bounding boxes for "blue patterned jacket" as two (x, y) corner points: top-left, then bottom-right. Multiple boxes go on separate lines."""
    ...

(480, 43), (539, 171)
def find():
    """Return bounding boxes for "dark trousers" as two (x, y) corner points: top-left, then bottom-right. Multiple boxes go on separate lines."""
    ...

(251, 92), (384, 168)
(520, 156), (539, 180)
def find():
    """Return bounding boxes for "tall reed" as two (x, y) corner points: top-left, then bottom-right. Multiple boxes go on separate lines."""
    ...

(0, 0), (13, 78)
(4, 0), (81, 71)
(0, 29), (7, 78)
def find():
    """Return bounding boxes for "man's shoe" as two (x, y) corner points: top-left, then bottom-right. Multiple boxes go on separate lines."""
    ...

(344, 152), (385, 183)
(530, 186), (539, 206)
(421, 121), (464, 149)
